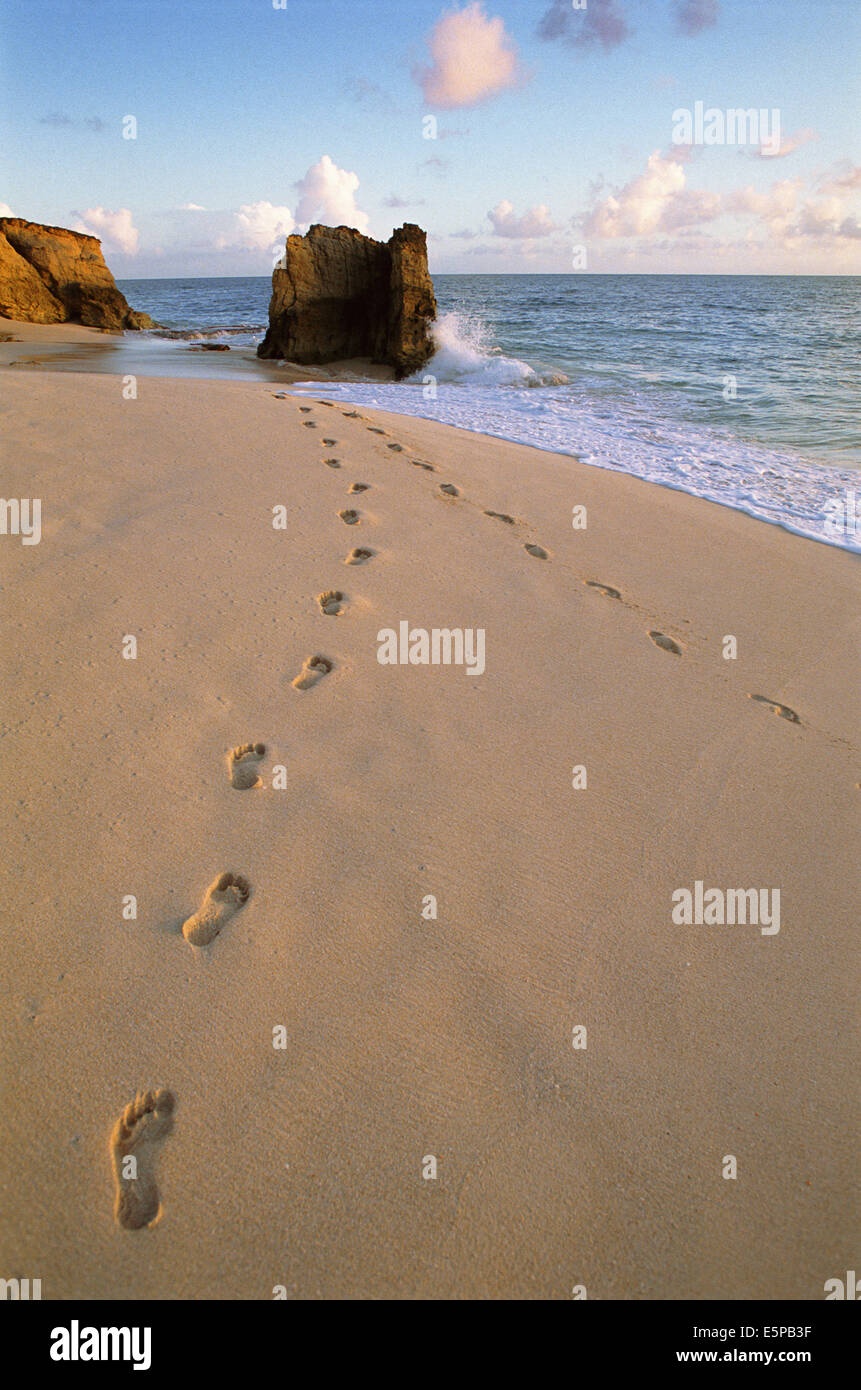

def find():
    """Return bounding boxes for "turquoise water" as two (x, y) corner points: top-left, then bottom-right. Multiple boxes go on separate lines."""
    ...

(114, 273), (861, 550)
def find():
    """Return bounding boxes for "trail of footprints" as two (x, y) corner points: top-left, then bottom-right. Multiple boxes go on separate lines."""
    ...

(115, 394), (804, 1231)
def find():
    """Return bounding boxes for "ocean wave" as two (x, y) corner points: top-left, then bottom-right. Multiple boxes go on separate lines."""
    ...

(152, 326), (265, 340)
(413, 311), (568, 388)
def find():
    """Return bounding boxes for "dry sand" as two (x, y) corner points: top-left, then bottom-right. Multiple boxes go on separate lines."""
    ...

(0, 359), (857, 1299)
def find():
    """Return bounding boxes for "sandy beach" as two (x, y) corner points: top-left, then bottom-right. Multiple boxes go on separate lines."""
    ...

(1, 347), (857, 1300)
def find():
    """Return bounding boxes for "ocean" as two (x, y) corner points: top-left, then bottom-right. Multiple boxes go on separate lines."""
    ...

(114, 273), (861, 552)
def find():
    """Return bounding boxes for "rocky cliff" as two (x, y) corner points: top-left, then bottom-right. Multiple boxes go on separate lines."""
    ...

(258, 223), (436, 378)
(0, 218), (154, 330)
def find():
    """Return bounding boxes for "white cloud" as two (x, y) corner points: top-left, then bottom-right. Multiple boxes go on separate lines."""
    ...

(0, 202), (12, 216)
(180, 202), (206, 211)
(227, 200), (295, 251)
(488, 200), (557, 238)
(294, 154), (369, 233)
(583, 150), (721, 238)
(416, 3), (523, 109)
(72, 206), (139, 255)
(756, 127), (818, 160)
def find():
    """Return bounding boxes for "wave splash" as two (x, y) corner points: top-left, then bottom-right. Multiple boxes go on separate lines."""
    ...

(416, 311), (568, 388)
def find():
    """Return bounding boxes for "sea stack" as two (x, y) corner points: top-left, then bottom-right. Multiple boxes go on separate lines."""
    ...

(258, 223), (437, 379)
(0, 217), (155, 330)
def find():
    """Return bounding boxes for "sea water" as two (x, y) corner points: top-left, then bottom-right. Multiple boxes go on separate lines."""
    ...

(114, 273), (860, 552)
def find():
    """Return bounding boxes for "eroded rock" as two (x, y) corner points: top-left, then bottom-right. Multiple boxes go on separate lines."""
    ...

(258, 223), (436, 379)
(0, 218), (155, 330)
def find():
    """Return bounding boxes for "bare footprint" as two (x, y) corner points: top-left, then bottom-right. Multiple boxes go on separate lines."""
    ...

(485, 510), (515, 524)
(318, 589), (345, 616)
(439, 483), (460, 497)
(585, 580), (621, 599)
(302, 420), (316, 429)
(387, 443), (404, 452)
(343, 410), (362, 418)
(648, 630), (682, 655)
(749, 694), (800, 723)
(368, 426), (387, 435)
(412, 459), (435, 471)
(525, 543), (548, 559)
(182, 872), (251, 946)
(292, 654), (333, 690)
(111, 1089), (175, 1230)
(322, 438), (337, 446)
(348, 482), (370, 493)
(299, 406), (312, 413)
(323, 457), (341, 468)
(345, 547), (374, 565)
(338, 508), (360, 525)
(228, 742), (266, 789)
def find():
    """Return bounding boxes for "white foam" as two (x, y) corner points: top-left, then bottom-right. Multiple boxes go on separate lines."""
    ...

(414, 312), (568, 388)
(287, 368), (860, 553)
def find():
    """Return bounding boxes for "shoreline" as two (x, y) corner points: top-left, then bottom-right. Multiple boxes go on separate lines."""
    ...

(0, 366), (857, 1298)
(2, 314), (858, 556)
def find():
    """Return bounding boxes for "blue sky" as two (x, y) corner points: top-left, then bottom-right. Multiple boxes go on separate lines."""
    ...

(1, 0), (858, 276)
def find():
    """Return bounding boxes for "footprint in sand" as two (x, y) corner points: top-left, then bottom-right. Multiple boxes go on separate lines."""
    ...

(749, 693), (800, 723)
(228, 742), (266, 790)
(345, 547), (374, 565)
(338, 508), (360, 525)
(387, 443), (404, 452)
(322, 438), (337, 446)
(323, 457), (341, 469)
(348, 482), (370, 493)
(343, 410), (362, 418)
(368, 426), (387, 435)
(303, 421), (317, 429)
(299, 406), (312, 413)
(111, 1089), (175, 1230)
(485, 510), (515, 524)
(318, 589), (345, 616)
(182, 872), (251, 946)
(292, 654), (333, 690)
(585, 580), (621, 599)
(524, 543), (549, 559)
(412, 459), (435, 471)
(648, 630), (682, 655)
(439, 483), (460, 497)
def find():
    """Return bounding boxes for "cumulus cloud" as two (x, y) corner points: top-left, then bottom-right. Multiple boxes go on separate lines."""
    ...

(294, 154), (369, 233)
(180, 202), (206, 211)
(488, 200), (557, 238)
(0, 201), (12, 216)
(755, 127), (818, 159)
(415, 3), (523, 108)
(537, 0), (630, 51)
(672, 0), (719, 36)
(817, 163), (861, 195)
(584, 150), (720, 237)
(72, 206), (139, 255)
(230, 201), (295, 251)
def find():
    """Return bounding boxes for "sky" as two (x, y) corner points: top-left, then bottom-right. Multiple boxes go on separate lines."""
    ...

(0, 0), (859, 277)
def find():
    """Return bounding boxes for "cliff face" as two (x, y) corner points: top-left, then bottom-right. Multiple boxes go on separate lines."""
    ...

(0, 218), (154, 330)
(258, 223), (436, 378)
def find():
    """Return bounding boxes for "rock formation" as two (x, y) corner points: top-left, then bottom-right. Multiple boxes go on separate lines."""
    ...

(0, 218), (155, 330)
(258, 223), (436, 378)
